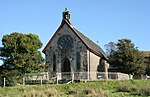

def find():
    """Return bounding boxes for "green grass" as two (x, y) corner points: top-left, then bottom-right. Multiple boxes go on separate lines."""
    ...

(0, 80), (150, 97)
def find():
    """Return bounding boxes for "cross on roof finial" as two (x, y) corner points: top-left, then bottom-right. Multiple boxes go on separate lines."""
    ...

(65, 7), (68, 12)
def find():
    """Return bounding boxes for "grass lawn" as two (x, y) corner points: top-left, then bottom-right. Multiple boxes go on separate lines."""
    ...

(0, 80), (150, 97)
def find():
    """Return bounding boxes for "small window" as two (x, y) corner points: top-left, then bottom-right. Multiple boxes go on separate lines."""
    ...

(76, 52), (81, 71)
(53, 53), (56, 72)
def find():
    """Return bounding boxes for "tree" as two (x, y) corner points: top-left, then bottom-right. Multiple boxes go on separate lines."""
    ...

(108, 39), (146, 75)
(104, 41), (117, 56)
(0, 32), (44, 85)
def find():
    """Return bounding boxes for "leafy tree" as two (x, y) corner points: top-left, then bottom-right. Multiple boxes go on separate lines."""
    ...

(0, 32), (44, 85)
(104, 41), (117, 56)
(108, 39), (146, 75)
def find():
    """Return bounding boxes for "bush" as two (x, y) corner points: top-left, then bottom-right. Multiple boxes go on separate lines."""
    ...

(75, 89), (108, 97)
(21, 88), (61, 97)
(138, 86), (150, 96)
(117, 83), (136, 92)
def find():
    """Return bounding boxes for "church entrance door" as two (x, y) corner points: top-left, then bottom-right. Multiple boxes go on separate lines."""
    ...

(62, 58), (71, 72)
(62, 58), (71, 80)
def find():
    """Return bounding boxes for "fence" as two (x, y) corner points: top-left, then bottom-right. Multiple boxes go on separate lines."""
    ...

(54, 72), (132, 81)
(1, 72), (150, 86)
(0, 72), (49, 87)
(25, 72), (49, 85)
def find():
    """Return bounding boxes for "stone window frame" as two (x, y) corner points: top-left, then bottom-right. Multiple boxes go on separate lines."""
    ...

(53, 53), (56, 72)
(76, 52), (81, 71)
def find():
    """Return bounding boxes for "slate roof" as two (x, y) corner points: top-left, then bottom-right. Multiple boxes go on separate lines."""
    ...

(73, 27), (107, 60)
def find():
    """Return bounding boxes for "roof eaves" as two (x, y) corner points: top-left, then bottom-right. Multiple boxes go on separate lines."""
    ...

(42, 20), (66, 53)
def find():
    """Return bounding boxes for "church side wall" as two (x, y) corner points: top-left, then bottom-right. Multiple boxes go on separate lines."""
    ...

(88, 50), (101, 80)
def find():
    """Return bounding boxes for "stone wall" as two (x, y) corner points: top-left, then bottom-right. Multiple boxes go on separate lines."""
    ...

(88, 51), (101, 80)
(117, 73), (130, 80)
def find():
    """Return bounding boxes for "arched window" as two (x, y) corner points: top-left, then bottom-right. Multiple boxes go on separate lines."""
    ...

(63, 58), (71, 72)
(76, 52), (81, 71)
(53, 53), (56, 72)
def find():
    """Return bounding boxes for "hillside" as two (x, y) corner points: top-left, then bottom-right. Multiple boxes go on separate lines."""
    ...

(0, 80), (150, 97)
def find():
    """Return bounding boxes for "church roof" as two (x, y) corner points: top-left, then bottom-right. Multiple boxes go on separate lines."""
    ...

(73, 27), (107, 59)
(42, 20), (107, 60)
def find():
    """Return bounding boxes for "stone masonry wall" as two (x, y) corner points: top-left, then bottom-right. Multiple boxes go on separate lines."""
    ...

(45, 24), (88, 79)
(88, 51), (101, 80)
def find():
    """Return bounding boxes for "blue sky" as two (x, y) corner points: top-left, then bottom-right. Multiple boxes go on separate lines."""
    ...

(0, 0), (150, 64)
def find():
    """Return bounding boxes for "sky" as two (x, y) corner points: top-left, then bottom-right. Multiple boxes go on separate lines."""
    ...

(0, 0), (150, 65)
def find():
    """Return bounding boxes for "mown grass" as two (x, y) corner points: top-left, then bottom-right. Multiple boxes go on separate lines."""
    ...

(0, 80), (150, 97)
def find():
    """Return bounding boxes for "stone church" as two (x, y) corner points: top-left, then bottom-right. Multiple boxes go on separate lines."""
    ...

(42, 8), (108, 80)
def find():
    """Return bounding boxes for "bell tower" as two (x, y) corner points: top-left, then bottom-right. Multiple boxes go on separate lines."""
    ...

(62, 7), (71, 24)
